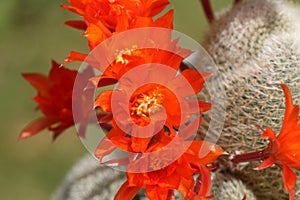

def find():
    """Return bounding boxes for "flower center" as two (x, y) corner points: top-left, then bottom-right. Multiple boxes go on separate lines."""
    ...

(115, 45), (138, 64)
(131, 87), (164, 118)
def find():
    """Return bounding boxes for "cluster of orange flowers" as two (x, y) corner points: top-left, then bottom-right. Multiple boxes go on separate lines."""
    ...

(20, 0), (300, 199)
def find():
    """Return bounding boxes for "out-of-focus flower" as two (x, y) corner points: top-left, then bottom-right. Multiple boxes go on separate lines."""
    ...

(20, 61), (94, 140)
(255, 84), (300, 200)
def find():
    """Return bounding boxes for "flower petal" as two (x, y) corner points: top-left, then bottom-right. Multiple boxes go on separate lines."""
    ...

(94, 127), (129, 161)
(182, 138), (225, 166)
(94, 137), (117, 162)
(19, 117), (58, 140)
(131, 136), (152, 152)
(261, 127), (277, 140)
(280, 105), (300, 139)
(143, 0), (170, 17)
(281, 84), (293, 130)
(181, 69), (211, 94)
(64, 20), (87, 30)
(255, 156), (276, 170)
(94, 90), (113, 112)
(198, 165), (211, 197)
(154, 9), (173, 29)
(114, 181), (140, 200)
(146, 186), (169, 200)
(63, 51), (87, 64)
(84, 19), (112, 49)
(282, 165), (296, 199)
(115, 9), (129, 32)
(61, 1), (86, 15)
(102, 156), (129, 167)
(22, 73), (51, 96)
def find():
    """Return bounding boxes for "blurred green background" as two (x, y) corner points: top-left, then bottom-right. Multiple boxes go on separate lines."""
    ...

(2, 0), (291, 199)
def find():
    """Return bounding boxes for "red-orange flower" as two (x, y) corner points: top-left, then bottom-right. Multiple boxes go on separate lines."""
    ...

(256, 84), (300, 200)
(93, 38), (190, 86)
(112, 136), (225, 200)
(62, 0), (171, 49)
(86, 9), (174, 49)
(62, 10), (174, 65)
(94, 65), (211, 152)
(20, 61), (92, 140)
(62, 0), (170, 29)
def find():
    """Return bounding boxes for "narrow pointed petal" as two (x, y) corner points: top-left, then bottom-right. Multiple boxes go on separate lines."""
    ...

(242, 194), (247, 200)
(255, 156), (276, 170)
(154, 9), (174, 29)
(84, 20), (112, 49)
(115, 9), (129, 32)
(181, 69), (211, 94)
(61, 4), (85, 15)
(261, 127), (277, 140)
(94, 128), (128, 161)
(19, 117), (57, 140)
(282, 165), (296, 199)
(281, 84), (293, 130)
(102, 157), (129, 167)
(94, 90), (113, 112)
(198, 101), (211, 112)
(186, 100), (211, 114)
(114, 181), (140, 200)
(94, 137), (117, 162)
(63, 51), (87, 64)
(49, 60), (77, 83)
(22, 73), (51, 95)
(64, 20), (87, 30)
(198, 165), (211, 197)
(143, 0), (170, 17)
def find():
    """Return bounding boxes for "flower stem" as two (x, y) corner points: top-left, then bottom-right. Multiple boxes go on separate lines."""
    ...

(200, 0), (215, 23)
(231, 149), (270, 164)
(234, 0), (242, 5)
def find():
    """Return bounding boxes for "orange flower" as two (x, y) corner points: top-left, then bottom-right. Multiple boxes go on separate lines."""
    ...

(62, 0), (170, 29)
(256, 84), (300, 200)
(92, 37), (190, 86)
(85, 9), (174, 49)
(62, 10), (174, 64)
(90, 32), (207, 152)
(62, 0), (171, 49)
(94, 65), (211, 152)
(112, 136), (225, 200)
(20, 61), (93, 140)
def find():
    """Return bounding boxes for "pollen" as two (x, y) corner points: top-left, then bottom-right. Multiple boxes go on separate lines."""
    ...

(115, 45), (138, 64)
(131, 88), (164, 117)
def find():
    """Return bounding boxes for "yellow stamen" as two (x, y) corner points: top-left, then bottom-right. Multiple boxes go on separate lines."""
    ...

(115, 45), (138, 64)
(131, 87), (164, 117)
